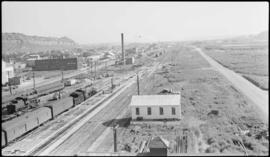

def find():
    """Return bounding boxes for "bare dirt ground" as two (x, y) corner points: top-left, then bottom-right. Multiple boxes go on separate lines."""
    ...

(200, 42), (268, 90)
(97, 45), (268, 155)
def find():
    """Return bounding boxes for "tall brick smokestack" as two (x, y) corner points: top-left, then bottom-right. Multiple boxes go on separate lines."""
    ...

(121, 33), (125, 65)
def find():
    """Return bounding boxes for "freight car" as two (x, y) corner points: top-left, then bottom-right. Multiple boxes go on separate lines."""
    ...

(45, 97), (74, 117)
(2, 81), (99, 147)
(2, 107), (52, 147)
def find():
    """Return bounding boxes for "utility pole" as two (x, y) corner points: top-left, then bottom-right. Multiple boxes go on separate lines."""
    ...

(137, 73), (140, 95)
(111, 77), (114, 90)
(33, 71), (36, 90)
(105, 61), (108, 75)
(90, 61), (93, 79)
(7, 71), (12, 95)
(94, 61), (97, 80)
(121, 33), (125, 65)
(61, 68), (64, 83)
(113, 124), (119, 152)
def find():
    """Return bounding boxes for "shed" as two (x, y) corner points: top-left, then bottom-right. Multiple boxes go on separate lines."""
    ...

(149, 136), (169, 156)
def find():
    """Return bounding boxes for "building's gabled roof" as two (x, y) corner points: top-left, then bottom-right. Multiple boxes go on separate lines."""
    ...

(149, 136), (169, 149)
(130, 95), (180, 107)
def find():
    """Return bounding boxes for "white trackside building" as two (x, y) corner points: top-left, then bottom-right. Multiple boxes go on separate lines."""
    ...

(130, 95), (181, 120)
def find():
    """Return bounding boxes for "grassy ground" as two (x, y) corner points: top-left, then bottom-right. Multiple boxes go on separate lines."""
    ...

(200, 43), (268, 90)
(113, 44), (268, 155)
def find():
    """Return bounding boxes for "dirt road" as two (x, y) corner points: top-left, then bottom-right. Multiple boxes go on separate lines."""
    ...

(194, 47), (268, 122)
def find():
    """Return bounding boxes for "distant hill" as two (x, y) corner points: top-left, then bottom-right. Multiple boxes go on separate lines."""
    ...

(2, 33), (77, 54)
(225, 31), (268, 42)
(252, 31), (268, 40)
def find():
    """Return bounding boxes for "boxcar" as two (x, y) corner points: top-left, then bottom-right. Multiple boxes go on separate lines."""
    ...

(2, 107), (53, 146)
(45, 97), (74, 117)
(23, 112), (39, 131)
(32, 107), (52, 125)
(2, 115), (28, 143)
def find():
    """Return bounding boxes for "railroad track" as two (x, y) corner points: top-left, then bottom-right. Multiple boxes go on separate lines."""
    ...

(2, 74), (134, 155)
(48, 87), (136, 155)
(32, 68), (153, 155)
(26, 81), (135, 156)
(2, 61), (116, 106)
(2, 65), (154, 156)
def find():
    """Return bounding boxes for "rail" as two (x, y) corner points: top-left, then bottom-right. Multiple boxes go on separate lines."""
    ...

(26, 72), (141, 156)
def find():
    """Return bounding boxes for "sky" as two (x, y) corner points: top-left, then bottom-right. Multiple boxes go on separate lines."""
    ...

(2, 2), (269, 44)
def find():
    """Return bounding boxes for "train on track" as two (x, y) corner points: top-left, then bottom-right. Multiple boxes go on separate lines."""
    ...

(1, 83), (98, 148)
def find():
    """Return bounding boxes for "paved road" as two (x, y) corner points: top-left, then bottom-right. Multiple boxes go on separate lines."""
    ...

(194, 47), (268, 122)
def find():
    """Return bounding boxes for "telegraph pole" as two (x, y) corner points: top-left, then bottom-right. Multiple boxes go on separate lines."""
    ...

(33, 71), (36, 90)
(105, 61), (108, 75)
(113, 124), (119, 152)
(137, 73), (140, 95)
(91, 61), (93, 74)
(7, 71), (12, 95)
(94, 61), (97, 80)
(111, 77), (114, 90)
(121, 33), (125, 65)
(61, 68), (64, 83)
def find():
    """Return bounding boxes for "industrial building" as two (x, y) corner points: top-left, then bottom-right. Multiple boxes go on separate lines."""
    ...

(2, 60), (14, 85)
(33, 58), (78, 71)
(130, 95), (181, 120)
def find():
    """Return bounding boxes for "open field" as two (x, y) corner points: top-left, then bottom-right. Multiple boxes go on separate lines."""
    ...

(200, 42), (268, 90)
(91, 45), (268, 155)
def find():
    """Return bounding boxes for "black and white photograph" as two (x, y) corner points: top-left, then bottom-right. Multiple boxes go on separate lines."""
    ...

(1, 1), (268, 156)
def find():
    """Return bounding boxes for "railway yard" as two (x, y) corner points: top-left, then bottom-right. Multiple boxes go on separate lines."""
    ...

(2, 41), (269, 156)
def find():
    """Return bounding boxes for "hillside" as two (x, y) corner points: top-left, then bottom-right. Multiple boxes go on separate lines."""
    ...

(226, 31), (268, 42)
(253, 31), (268, 40)
(2, 33), (77, 54)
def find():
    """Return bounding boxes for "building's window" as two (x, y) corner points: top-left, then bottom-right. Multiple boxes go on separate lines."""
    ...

(172, 107), (176, 115)
(147, 107), (151, 115)
(136, 108), (140, 115)
(160, 107), (163, 115)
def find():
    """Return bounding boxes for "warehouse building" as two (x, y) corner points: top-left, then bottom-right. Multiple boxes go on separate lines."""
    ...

(33, 58), (78, 71)
(130, 95), (181, 120)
